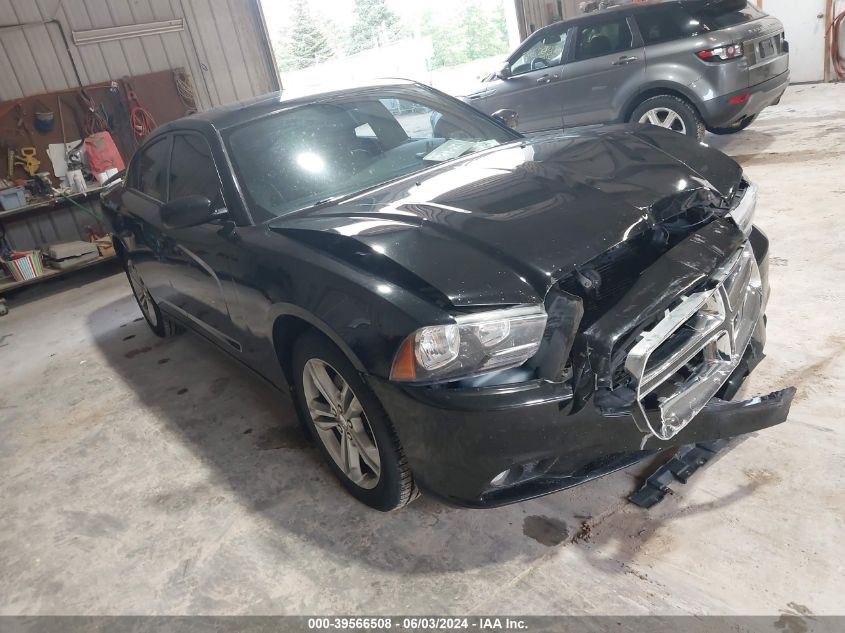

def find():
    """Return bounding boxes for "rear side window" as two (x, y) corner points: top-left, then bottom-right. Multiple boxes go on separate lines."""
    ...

(685, 0), (765, 30)
(169, 135), (222, 203)
(575, 18), (634, 61)
(636, 5), (706, 45)
(134, 138), (170, 201)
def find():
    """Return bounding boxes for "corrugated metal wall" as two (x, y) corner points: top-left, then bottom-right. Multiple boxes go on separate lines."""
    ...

(0, 0), (280, 108)
(0, 0), (280, 254)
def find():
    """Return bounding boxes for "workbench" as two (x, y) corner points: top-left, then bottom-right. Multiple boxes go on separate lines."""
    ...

(0, 187), (105, 223)
(0, 252), (117, 295)
(0, 186), (119, 313)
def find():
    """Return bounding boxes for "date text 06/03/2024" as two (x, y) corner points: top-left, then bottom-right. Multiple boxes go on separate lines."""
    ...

(306, 617), (528, 630)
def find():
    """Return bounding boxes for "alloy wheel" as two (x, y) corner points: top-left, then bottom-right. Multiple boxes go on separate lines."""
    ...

(302, 358), (381, 489)
(639, 107), (687, 134)
(126, 260), (158, 328)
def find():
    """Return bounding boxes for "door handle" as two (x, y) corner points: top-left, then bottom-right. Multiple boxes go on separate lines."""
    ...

(536, 74), (559, 84)
(612, 56), (639, 66)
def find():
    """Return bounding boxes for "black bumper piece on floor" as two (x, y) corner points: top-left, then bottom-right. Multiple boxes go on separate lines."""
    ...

(628, 439), (729, 508)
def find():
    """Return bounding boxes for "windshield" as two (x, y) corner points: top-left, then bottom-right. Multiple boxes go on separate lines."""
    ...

(226, 87), (520, 220)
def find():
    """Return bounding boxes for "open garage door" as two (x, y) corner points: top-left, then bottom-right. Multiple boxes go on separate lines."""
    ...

(262, 0), (521, 96)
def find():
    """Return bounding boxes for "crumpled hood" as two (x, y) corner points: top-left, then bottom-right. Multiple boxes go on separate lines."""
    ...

(269, 126), (744, 308)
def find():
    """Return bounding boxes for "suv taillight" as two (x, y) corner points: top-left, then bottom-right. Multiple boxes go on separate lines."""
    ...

(697, 44), (744, 61)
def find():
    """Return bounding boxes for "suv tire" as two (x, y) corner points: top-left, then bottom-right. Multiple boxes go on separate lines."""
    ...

(292, 331), (419, 511)
(631, 95), (706, 141)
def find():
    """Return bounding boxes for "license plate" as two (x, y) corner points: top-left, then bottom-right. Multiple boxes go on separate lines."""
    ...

(759, 38), (776, 59)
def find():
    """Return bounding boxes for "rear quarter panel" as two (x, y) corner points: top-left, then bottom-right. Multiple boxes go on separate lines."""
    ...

(641, 15), (787, 109)
(643, 34), (747, 105)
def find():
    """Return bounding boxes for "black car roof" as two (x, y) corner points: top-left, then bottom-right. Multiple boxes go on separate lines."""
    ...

(149, 78), (420, 138)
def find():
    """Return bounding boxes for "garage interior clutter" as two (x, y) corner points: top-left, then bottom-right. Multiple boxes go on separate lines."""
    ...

(0, 0), (843, 627)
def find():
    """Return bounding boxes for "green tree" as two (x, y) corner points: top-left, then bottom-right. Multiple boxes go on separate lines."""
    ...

(280, 0), (335, 71)
(347, 0), (405, 54)
(463, 1), (509, 61)
(421, 10), (468, 70)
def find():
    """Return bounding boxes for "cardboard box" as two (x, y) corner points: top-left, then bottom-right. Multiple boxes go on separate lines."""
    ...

(94, 235), (115, 258)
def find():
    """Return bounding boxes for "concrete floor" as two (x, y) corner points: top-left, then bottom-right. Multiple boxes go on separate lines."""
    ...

(1, 83), (843, 616)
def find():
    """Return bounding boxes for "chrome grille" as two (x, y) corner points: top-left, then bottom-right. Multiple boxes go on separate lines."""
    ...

(625, 243), (763, 441)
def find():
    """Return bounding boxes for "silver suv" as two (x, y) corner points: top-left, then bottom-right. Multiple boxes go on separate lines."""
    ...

(465, 0), (789, 140)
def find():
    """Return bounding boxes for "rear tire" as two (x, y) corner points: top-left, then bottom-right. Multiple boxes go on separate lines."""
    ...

(709, 114), (758, 135)
(124, 257), (182, 338)
(292, 331), (418, 511)
(630, 95), (706, 141)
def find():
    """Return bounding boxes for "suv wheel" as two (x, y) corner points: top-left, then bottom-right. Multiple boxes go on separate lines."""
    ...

(125, 258), (182, 338)
(709, 114), (757, 135)
(631, 95), (705, 141)
(292, 332), (418, 511)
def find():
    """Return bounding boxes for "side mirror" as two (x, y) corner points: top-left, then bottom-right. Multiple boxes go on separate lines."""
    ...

(160, 195), (215, 229)
(497, 62), (512, 80)
(492, 109), (519, 130)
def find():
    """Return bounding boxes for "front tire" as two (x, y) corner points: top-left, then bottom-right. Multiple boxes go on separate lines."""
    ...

(631, 95), (706, 141)
(292, 332), (418, 511)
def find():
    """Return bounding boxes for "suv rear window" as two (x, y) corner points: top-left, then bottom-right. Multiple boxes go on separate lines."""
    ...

(636, 5), (706, 45)
(683, 0), (766, 30)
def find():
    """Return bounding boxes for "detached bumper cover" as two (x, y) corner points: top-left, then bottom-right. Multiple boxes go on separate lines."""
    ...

(370, 354), (794, 508)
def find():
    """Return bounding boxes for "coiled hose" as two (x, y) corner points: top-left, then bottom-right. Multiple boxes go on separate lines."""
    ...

(832, 9), (845, 80)
(123, 79), (157, 144)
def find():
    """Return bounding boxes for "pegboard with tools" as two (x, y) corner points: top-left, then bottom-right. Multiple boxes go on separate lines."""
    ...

(0, 68), (200, 307)
(0, 68), (195, 190)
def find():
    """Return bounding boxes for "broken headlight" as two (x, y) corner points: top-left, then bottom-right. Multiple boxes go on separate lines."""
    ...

(390, 305), (548, 383)
(728, 179), (758, 237)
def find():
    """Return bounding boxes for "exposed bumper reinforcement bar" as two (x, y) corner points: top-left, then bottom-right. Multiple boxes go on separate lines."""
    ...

(629, 386), (796, 508)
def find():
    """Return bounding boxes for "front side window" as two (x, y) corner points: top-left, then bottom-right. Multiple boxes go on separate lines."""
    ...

(169, 135), (223, 203)
(511, 28), (568, 75)
(574, 18), (634, 61)
(225, 88), (519, 220)
(134, 138), (170, 202)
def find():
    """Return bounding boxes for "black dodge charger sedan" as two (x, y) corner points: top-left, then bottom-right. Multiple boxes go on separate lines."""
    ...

(103, 80), (795, 511)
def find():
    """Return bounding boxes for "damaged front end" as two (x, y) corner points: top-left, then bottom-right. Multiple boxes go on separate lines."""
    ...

(487, 186), (796, 503)
(371, 177), (796, 508)
(536, 176), (788, 435)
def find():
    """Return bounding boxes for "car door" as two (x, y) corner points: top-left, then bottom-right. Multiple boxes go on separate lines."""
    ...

(478, 25), (570, 133)
(120, 136), (176, 305)
(560, 15), (645, 128)
(160, 133), (244, 352)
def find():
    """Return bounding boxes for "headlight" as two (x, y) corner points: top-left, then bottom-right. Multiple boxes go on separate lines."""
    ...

(390, 305), (548, 383)
(728, 179), (757, 237)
